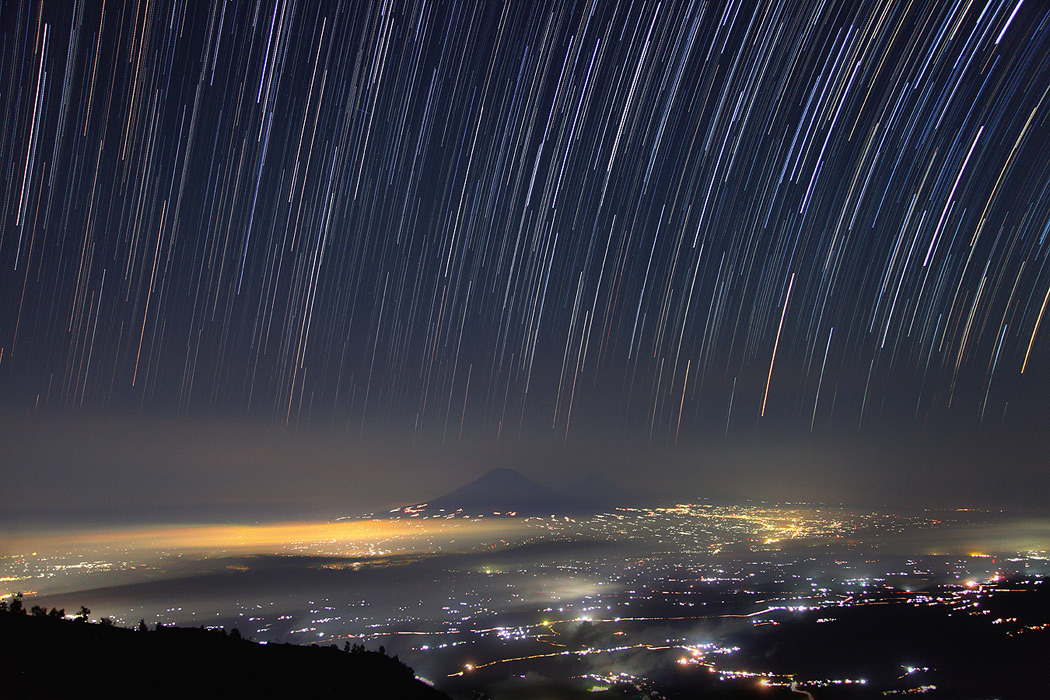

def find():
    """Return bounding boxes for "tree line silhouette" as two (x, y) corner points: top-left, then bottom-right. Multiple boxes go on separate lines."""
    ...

(1, 592), (447, 699)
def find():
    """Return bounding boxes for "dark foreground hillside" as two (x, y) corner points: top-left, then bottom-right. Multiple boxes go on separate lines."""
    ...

(0, 605), (449, 700)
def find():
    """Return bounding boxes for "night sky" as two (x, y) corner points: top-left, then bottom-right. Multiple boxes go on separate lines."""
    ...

(2, 0), (1049, 520)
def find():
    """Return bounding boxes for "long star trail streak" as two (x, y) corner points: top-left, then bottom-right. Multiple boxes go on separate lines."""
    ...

(0, 0), (1049, 450)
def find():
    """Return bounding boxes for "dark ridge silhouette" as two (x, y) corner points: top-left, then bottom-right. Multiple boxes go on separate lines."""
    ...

(400, 468), (630, 517)
(0, 600), (449, 700)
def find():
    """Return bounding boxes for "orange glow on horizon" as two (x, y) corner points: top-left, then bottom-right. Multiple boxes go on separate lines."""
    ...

(6, 517), (530, 558)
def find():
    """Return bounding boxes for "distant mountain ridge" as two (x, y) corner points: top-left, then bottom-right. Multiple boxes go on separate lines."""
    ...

(398, 468), (629, 517)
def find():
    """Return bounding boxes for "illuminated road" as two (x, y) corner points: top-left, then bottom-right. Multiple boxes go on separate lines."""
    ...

(790, 681), (816, 699)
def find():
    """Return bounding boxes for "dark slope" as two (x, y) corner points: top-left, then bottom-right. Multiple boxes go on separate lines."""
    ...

(412, 468), (630, 516)
(422, 467), (569, 514)
(0, 611), (449, 700)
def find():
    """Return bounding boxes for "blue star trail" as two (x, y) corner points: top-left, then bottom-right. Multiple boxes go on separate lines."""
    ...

(1, 0), (1048, 446)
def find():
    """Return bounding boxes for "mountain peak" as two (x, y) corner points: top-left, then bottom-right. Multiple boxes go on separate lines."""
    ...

(473, 467), (532, 481)
(419, 468), (555, 515)
(398, 468), (630, 518)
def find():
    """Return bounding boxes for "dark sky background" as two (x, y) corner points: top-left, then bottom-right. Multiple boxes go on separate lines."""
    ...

(1, 0), (1049, 523)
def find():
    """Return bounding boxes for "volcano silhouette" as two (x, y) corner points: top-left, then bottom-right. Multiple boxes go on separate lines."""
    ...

(412, 468), (628, 516)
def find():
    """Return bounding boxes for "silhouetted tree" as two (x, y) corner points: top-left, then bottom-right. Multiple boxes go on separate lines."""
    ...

(75, 605), (90, 622)
(48, 607), (64, 618)
(230, 628), (241, 640)
(138, 619), (148, 632)
(30, 605), (47, 617)
(10, 593), (24, 614)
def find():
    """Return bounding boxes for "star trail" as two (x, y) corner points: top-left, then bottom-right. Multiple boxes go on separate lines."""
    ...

(2, 0), (1049, 462)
